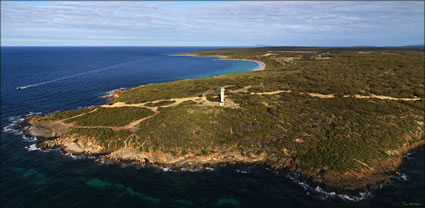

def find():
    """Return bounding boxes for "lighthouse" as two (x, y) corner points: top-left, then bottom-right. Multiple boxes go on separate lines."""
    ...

(219, 87), (225, 106)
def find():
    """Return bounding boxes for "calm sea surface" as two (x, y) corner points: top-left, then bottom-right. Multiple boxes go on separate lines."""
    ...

(1, 47), (424, 208)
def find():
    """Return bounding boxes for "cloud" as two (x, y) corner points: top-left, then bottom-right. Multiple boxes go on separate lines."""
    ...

(1, 1), (423, 46)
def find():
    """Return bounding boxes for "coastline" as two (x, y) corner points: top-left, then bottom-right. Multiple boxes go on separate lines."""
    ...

(101, 54), (265, 100)
(15, 91), (424, 197)
(14, 49), (424, 197)
(215, 58), (265, 71)
(16, 114), (425, 197)
(172, 53), (266, 71)
(232, 59), (265, 71)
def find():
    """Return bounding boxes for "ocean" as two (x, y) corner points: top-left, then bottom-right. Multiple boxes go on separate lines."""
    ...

(1, 47), (424, 208)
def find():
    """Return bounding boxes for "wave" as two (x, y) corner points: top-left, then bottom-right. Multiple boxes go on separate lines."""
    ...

(64, 152), (95, 160)
(3, 112), (42, 134)
(180, 168), (201, 172)
(390, 173), (409, 181)
(147, 165), (215, 172)
(400, 173), (409, 181)
(286, 173), (372, 202)
(404, 152), (413, 160)
(234, 169), (249, 174)
(26, 144), (41, 151)
(230, 166), (371, 201)
(160, 167), (172, 172)
(16, 58), (151, 90)
(181, 167), (216, 172)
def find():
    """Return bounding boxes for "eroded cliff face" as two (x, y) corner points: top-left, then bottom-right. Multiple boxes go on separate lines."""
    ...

(41, 136), (104, 155)
(40, 133), (268, 169)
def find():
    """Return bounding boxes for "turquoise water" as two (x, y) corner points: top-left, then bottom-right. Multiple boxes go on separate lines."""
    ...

(1, 47), (423, 208)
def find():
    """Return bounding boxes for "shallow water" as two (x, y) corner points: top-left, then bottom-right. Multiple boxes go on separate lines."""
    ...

(1, 47), (424, 208)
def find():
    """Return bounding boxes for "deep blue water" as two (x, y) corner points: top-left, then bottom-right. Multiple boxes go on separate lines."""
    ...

(1, 47), (424, 208)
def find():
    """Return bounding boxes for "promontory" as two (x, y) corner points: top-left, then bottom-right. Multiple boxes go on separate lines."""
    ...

(19, 47), (424, 194)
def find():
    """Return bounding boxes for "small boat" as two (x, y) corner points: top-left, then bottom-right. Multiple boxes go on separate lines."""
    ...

(16, 87), (23, 90)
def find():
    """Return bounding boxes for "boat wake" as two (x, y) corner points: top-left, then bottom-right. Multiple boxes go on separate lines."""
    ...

(16, 58), (151, 90)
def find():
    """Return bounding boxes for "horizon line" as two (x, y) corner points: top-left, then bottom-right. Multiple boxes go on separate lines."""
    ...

(1, 45), (424, 48)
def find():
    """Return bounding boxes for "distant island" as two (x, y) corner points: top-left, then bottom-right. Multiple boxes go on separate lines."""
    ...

(17, 46), (424, 195)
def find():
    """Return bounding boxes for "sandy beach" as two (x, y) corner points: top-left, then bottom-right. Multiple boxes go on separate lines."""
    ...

(173, 54), (266, 71)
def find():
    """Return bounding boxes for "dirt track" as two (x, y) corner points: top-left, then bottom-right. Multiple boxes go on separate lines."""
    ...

(47, 88), (421, 133)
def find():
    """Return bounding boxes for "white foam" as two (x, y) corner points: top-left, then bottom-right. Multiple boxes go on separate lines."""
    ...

(234, 169), (249, 174)
(3, 124), (18, 133)
(26, 144), (41, 151)
(180, 168), (201, 172)
(161, 167), (172, 172)
(153, 166), (214, 172)
(3, 117), (22, 132)
(64, 152), (96, 160)
(22, 135), (38, 142)
(404, 153), (413, 160)
(3, 113), (43, 142)
(27, 112), (42, 116)
(390, 173), (409, 182)
(65, 152), (84, 159)
(286, 173), (372, 201)
(151, 166), (213, 172)
(95, 158), (106, 165)
(3, 114), (34, 134)
(400, 173), (408, 181)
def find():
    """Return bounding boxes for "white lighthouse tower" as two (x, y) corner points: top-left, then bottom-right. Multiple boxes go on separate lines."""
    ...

(219, 87), (225, 106)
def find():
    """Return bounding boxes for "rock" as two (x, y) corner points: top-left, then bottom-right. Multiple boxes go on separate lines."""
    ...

(27, 116), (44, 124)
(63, 142), (84, 154)
(27, 125), (54, 139)
(295, 138), (304, 143)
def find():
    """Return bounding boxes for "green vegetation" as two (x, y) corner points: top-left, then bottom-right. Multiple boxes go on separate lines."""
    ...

(69, 128), (132, 148)
(131, 92), (423, 172)
(66, 107), (154, 126)
(43, 107), (97, 121)
(37, 47), (424, 177)
(135, 104), (231, 154)
(117, 48), (423, 104)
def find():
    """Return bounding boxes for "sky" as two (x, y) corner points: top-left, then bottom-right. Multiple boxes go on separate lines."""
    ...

(1, 1), (424, 47)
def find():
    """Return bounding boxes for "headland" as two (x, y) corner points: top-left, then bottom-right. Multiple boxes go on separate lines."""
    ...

(17, 46), (424, 195)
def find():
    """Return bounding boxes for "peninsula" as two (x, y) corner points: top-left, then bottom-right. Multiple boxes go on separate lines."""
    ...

(19, 47), (424, 194)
